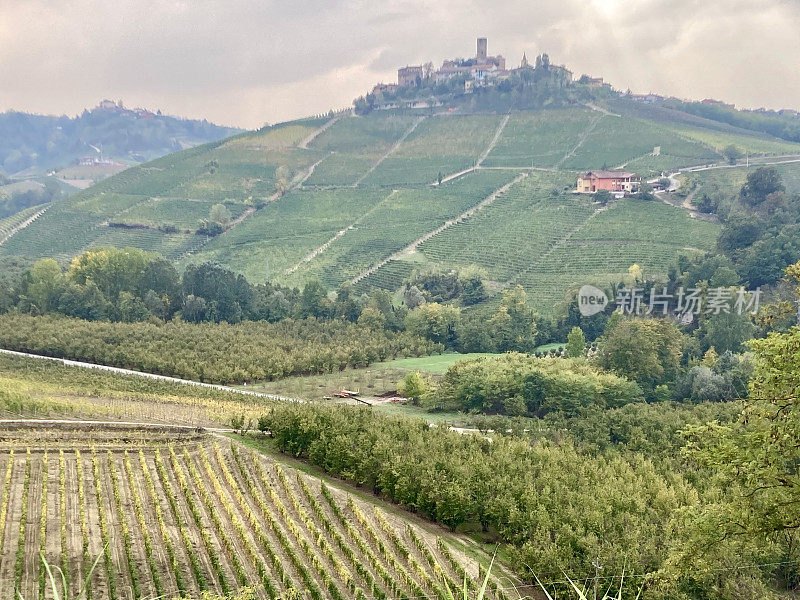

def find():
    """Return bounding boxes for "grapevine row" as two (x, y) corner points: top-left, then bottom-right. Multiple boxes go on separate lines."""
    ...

(273, 461), (360, 599)
(90, 447), (117, 599)
(137, 448), (186, 596)
(122, 450), (163, 597)
(347, 499), (427, 600)
(14, 450), (31, 595)
(75, 450), (91, 599)
(107, 451), (141, 598)
(195, 443), (279, 599)
(0, 451), (14, 578)
(178, 446), (249, 590)
(38, 451), (48, 600)
(296, 474), (386, 599)
(217, 442), (321, 599)
(319, 482), (406, 598)
(166, 444), (230, 594)
(153, 447), (208, 592)
(59, 450), (70, 593)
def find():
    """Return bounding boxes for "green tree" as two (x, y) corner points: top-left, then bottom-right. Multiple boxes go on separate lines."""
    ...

(565, 326), (586, 358)
(404, 302), (461, 348)
(683, 328), (800, 585)
(398, 371), (430, 405)
(275, 165), (290, 196)
(297, 279), (330, 319)
(722, 144), (743, 165)
(68, 247), (156, 302)
(26, 258), (64, 313)
(597, 317), (684, 396)
(489, 285), (538, 352)
(209, 203), (231, 227)
(740, 166), (784, 206)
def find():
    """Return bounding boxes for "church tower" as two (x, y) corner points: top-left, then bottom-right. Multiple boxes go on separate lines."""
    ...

(521, 52), (529, 68)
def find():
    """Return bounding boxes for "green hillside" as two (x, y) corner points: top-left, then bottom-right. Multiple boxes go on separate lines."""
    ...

(2, 100), (799, 313)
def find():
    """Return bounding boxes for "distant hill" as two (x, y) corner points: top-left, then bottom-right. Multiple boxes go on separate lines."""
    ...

(0, 100), (242, 176)
(3, 93), (799, 314)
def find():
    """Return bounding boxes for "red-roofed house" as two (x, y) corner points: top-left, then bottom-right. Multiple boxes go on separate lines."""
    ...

(576, 170), (641, 195)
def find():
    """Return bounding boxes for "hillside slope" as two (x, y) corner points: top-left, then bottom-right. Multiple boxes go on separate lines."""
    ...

(2, 100), (798, 313)
(0, 104), (241, 176)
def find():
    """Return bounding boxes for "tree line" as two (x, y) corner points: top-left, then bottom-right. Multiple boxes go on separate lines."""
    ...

(0, 314), (438, 384)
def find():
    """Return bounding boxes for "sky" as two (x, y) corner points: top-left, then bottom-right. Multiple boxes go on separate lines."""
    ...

(1, 0), (799, 129)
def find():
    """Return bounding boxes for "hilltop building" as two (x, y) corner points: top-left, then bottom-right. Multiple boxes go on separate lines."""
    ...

(398, 65), (424, 86)
(399, 38), (508, 87)
(576, 170), (641, 196)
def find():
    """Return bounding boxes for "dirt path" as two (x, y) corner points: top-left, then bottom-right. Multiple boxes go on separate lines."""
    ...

(585, 103), (620, 117)
(554, 113), (603, 169)
(506, 201), (611, 288)
(0, 205), (50, 247)
(0, 348), (297, 402)
(351, 172), (527, 284)
(285, 189), (399, 275)
(476, 113), (511, 166)
(297, 113), (348, 150)
(435, 113), (511, 187)
(353, 116), (426, 187)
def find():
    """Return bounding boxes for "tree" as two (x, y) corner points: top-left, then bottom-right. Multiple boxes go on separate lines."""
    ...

(565, 326), (586, 358)
(489, 286), (538, 352)
(722, 144), (743, 165)
(597, 317), (684, 396)
(404, 285), (425, 309)
(740, 166), (784, 206)
(404, 302), (461, 348)
(275, 165), (290, 196)
(297, 279), (330, 319)
(684, 328), (800, 570)
(398, 371), (430, 405)
(68, 247), (156, 302)
(594, 189), (612, 206)
(697, 310), (756, 354)
(209, 203), (231, 227)
(26, 258), (64, 313)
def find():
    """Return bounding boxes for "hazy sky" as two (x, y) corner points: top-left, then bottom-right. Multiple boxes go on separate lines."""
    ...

(1, 0), (799, 129)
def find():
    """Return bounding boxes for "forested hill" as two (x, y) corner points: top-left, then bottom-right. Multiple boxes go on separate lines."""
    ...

(3, 92), (800, 315)
(0, 103), (241, 175)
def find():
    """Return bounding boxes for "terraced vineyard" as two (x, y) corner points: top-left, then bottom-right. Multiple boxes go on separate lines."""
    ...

(2, 101), (799, 307)
(0, 424), (509, 600)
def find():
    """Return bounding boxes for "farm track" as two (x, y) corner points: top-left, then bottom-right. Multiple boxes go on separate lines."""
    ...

(351, 173), (528, 284)
(0, 348), (297, 403)
(504, 201), (611, 288)
(298, 113), (348, 150)
(0, 204), (50, 247)
(436, 113), (511, 187)
(554, 113), (603, 169)
(477, 113), (511, 167)
(286, 190), (400, 275)
(353, 117), (426, 187)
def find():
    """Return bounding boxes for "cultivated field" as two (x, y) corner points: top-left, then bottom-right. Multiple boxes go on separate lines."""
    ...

(2, 104), (796, 299)
(0, 424), (510, 600)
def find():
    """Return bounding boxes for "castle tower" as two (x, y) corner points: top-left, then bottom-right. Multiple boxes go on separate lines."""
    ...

(477, 37), (487, 61)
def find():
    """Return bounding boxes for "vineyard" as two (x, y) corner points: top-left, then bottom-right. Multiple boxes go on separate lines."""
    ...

(1, 102), (798, 298)
(0, 424), (510, 600)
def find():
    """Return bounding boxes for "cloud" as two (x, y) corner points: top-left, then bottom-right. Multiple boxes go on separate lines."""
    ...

(0, 0), (798, 128)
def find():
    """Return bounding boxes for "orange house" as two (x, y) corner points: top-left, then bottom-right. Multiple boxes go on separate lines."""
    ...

(576, 170), (641, 194)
